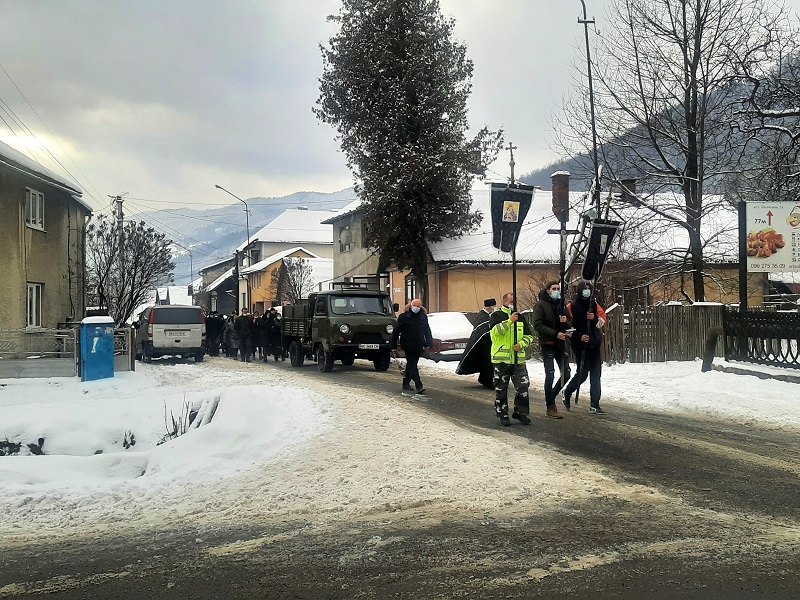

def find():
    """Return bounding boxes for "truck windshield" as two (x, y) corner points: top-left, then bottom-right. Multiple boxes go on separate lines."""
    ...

(329, 296), (391, 315)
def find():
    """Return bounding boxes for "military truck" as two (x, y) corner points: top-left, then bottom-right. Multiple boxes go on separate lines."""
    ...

(281, 288), (396, 372)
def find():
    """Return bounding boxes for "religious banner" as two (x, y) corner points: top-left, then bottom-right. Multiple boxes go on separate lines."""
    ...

(581, 218), (622, 281)
(490, 183), (534, 253)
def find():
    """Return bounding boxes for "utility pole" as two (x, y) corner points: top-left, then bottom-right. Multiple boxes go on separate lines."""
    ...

(234, 250), (241, 314)
(107, 194), (125, 320)
(578, 0), (601, 216)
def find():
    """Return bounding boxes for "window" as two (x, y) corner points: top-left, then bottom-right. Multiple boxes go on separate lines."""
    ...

(405, 276), (417, 304)
(210, 294), (218, 312)
(26, 283), (43, 327)
(315, 296), (327, 316)
(25, 188), (45, 230)
(339, 225), (353, 253)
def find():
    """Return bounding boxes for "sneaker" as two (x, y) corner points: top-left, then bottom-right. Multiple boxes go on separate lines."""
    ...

(546, 406), (563, 419)
(499, 414), (511, 426)
(511, 412), (531, 425)
(588, 406), (607, 415)
(415, 387), (426, 396)
(562, 398), (571, 412)
(402, 383), (414, 392)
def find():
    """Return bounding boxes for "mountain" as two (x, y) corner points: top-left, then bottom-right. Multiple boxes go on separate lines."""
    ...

(132, 188), (357, 287)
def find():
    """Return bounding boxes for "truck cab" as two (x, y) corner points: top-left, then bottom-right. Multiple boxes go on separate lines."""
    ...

(282, 289), (396, 372)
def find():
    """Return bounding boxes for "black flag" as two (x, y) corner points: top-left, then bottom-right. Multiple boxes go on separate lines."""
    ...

(490, 183), (534, 253)
(581, 219), (621, 281)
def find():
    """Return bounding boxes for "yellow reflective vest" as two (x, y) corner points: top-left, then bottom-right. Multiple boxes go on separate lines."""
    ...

(490, 307), (534, 364)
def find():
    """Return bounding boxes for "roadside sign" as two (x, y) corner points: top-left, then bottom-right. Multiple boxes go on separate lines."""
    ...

(745, 201), (800, 272)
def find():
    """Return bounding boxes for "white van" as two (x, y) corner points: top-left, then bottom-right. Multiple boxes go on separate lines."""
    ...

(134, 305), (206, 362)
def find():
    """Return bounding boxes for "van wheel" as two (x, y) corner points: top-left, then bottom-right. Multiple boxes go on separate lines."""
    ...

(195, 353), (204, 363)
(373, 352), (391, 372)
(340, 354), (355, 366)
(289, 342), (305, 367)
(316, 345), (334, 373)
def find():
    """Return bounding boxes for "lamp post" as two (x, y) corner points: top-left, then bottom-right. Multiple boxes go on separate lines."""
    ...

(215, 184), (252, 311)
(578, 0), (601, 216)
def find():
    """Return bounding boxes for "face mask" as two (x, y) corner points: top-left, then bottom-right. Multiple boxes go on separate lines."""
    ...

(582, 289), (591, 299)
(549, 290), (561, 300)
(411, 306), (421, 314)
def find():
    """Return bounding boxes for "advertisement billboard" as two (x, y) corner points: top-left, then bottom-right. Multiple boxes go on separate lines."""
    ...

(745, 201), (800, 273)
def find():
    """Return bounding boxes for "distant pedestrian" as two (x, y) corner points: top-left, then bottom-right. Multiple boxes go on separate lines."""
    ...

(390, 299), (433, 395)
(235, 308), (254, 362)
(532, 281), (571, 419)
(455, 298), (496, 388)
(206, 311), (224, 356)
(490, 292), (534, 426)
(562, 281), (608, 414)
(224, 313), (239, 359)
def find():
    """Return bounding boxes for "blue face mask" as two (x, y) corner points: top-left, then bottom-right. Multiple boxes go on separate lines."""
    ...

(411, 306), (421, 314)
(549, 290), (561, 300)
(582, 289), (591, 299)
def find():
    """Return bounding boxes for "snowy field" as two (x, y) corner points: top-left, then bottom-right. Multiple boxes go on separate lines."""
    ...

(1, 355), (798, 543)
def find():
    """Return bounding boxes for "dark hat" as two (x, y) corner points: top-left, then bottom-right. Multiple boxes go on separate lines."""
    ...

(483, 298), (497, 307)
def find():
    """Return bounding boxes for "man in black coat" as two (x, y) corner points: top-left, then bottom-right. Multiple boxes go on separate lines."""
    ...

(532, 281), (571, 419)
(390, 298), (433, 395)
(234, 308), (254, 363)
(205, 311), (224, 356)
(456, 298), (496, 388)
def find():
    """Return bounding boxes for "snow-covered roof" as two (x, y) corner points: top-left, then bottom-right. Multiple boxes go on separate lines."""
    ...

(0, 138), (90, 212)
(206, 267), (235, 292)
(428, 186), (739, 265)
(237, 209), (335, 251)
(241, 246), (322, 275)
(321, 198), (364, 224)
(198, 256), (234, 273)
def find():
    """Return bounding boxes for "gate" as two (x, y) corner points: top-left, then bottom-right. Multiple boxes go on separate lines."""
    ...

(0, 329), (78, 378)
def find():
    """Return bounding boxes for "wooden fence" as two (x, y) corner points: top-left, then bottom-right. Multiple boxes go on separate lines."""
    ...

(604, 304), (724, 364)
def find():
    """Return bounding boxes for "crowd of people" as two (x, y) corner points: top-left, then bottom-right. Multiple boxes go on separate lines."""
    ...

(456, 280), (609, 426)
(205, 307), (286, 363)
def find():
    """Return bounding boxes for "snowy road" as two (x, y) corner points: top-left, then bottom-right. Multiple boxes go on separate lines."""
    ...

(2, 356), (799, 598)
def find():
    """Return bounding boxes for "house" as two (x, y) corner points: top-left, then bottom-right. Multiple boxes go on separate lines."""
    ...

(194, 256), (236, 315)
(237, 208), (335, 264)
(0, 139), (92, 329)
(239, 247), (331, 313)
(325, 186), (768, 312)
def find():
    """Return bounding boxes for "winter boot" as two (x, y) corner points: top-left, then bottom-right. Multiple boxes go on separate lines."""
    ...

(546, 405), (563, 419)
(562, 395), (572, 412)
(499, 414), (511, 426)
(511, 411), (531, 425)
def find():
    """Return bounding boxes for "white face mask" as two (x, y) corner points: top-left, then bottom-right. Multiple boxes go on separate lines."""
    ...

(549, 290), (561, 301)
(411, 306), (421, 314)
(582, 289), (591, 299)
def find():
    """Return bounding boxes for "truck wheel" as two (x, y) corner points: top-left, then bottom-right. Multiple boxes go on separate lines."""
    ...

(373, 352), (391, 372)
(289, 342), (305, 367)
(340, 354), (355, 366)
(316, 345), (334, 373)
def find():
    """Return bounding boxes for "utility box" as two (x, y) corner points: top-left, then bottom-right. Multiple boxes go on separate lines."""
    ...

(80, 316), (115, 382)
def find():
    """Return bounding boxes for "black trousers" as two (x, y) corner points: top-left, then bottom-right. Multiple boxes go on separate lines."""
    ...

(493, 363), (530, 416)
(563, 348), (602, 407)
(542, 346), (571, 406)
(402, 349), (423, 389)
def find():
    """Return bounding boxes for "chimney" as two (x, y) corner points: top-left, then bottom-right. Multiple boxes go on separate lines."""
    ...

(551, 171), (571, 223)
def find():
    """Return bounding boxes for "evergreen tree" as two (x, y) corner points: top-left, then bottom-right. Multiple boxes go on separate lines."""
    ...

(315, 0), (502, 304)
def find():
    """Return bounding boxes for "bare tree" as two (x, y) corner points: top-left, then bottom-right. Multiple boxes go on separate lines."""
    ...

(555, 0), (792, 301)
(86, 216), (175, 325)
(271, 258), (315, 304)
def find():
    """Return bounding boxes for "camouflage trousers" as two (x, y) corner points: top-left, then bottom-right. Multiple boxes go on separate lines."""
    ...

(493, 362), (530, 417)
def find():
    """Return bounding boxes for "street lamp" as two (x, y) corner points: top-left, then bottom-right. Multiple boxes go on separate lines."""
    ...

(214, 184), (251, 264)
(215, 184), (252, 312)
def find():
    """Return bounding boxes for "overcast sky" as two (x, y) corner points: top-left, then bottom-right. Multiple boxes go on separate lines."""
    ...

(1, 0), (798, 213)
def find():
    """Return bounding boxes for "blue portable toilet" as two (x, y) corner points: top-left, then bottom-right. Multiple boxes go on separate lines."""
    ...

(80, 316), (116, 382)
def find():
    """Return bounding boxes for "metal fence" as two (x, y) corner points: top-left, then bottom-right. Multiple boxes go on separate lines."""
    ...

(722, 309), (800, 370)
(0, 327), (135, 378)
(0, 328), (78, 378)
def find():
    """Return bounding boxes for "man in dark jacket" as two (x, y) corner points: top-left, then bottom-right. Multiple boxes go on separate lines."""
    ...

(234, 308), (254, 363)
(390, 298), (433, 395)
(206, 311), (224, 356)
(532, 281), (571, 419)
(455, 298), (496, 388)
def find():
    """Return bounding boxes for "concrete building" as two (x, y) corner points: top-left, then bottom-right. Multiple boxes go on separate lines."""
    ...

(0, 140), (91, 329)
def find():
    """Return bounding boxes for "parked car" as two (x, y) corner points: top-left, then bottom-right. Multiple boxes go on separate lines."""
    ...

(133, 305), (206, 363)
(424, 311), (474, 362)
